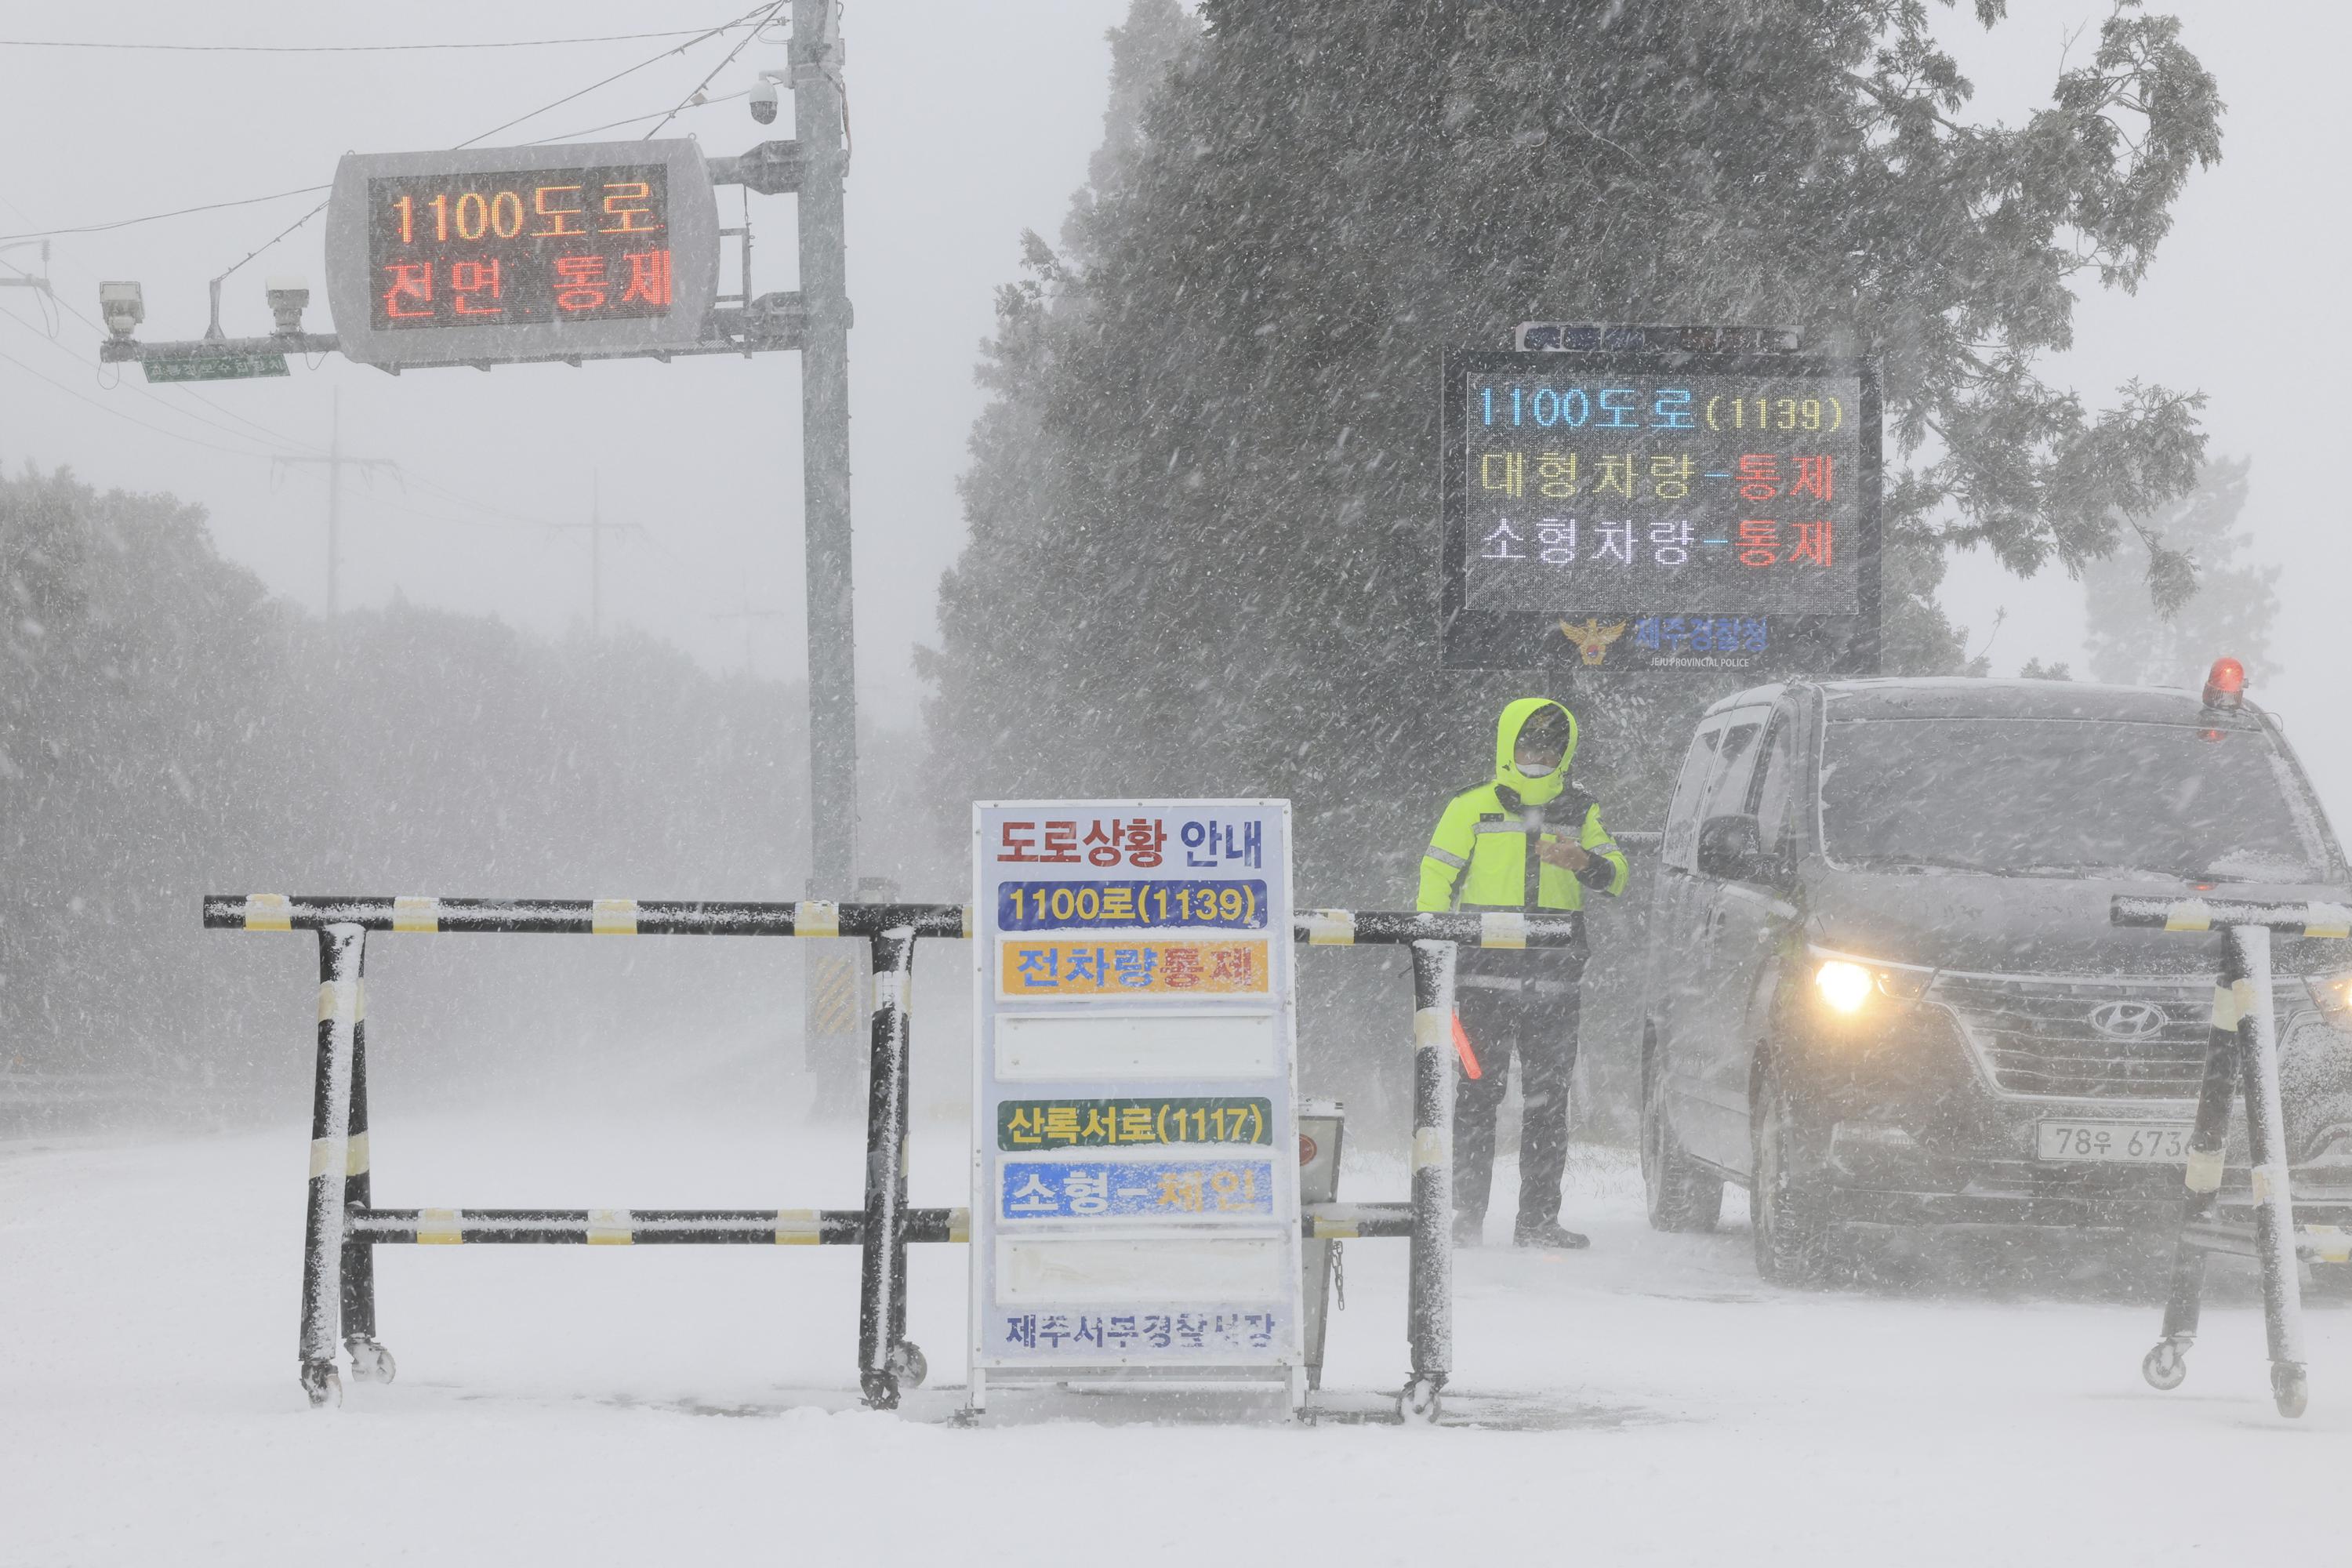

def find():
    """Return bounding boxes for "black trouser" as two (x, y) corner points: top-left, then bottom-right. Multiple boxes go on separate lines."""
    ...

(1452, 952), (1584, 1230)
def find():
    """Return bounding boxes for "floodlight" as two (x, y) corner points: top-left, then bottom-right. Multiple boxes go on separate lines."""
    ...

(99, 280), (143, 340)
(266, 275), (310, 336)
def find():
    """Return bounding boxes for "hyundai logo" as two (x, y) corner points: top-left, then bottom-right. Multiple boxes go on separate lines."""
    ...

(2089, 1000), (2170, 1040)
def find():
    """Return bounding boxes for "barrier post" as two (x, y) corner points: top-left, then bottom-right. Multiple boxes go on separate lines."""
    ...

(297, 923), (364, 1407)
(2114, 894), (2344, 1417)
(858, 924), (919, 1408)
(2146, 945), (2244, 1381)
(2228, 924), (2307, 1414)
(339, 990), (394, 1384)
(1403, 937), (1457, 1419)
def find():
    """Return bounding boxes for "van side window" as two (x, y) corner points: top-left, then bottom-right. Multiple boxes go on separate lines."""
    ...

(1661, 723), (1723, 871)
(1751, 717), (1798, 853)
(1704, 720), (1764, 822)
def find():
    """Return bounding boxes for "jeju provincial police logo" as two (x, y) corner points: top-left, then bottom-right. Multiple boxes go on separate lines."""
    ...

(2089, 1000), (2169, 1040)
(1557, 619), (1626, 666)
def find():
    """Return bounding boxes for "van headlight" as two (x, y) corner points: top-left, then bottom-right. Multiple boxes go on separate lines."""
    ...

(1807, 949), (1934, 1015)
(2307, 973), (2352, 1031)
(1814, 960), (1875, 1014)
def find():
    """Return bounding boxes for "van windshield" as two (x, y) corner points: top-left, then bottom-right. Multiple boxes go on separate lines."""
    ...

(1820, 717), (2331, 880)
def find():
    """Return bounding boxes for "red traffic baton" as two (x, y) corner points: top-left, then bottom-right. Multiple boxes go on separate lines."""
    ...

(1450, 1012), (1481, 1079)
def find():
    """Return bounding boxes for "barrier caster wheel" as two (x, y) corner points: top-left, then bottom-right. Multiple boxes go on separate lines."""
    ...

(347, 1338), (397, 1385)
(2271, 1363), (2308, 1420)
(299, 1360), (343, 1409)
(2141, 1340), (2189, 1392)
(861, 1370), (901, 1410)
(886, 1341), (928, 1389)
(1398, 1377), (1443, 1425)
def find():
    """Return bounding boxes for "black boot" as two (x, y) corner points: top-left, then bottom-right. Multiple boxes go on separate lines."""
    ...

(1452, 1213), (1484, 1248)
(1512, 1218), (1590, 1250)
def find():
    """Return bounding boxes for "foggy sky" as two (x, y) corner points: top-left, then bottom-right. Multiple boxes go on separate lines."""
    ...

(0, 0), (1131, 699)
(2, 2), (2344, 826)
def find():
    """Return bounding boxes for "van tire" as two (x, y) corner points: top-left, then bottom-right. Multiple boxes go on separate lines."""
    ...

(1642, 1029), (1722, 1232)
(1751, 1057), (1831, 1287)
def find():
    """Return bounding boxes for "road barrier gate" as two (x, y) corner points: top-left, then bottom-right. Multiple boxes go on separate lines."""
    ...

(205, 894), (1579, 1418)
(2112, 895), (2352, 1418)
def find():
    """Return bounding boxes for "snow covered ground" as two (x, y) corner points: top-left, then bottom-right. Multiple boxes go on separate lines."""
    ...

(4, 1109), (2345, 1566)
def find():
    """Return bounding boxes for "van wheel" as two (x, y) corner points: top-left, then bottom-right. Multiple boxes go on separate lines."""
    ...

(1642, 1031), (1722, 1232)
(1751, 1058), (1831, 1287)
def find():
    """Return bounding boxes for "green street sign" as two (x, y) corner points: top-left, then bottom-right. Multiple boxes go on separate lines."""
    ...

(141, 352), (289, 383)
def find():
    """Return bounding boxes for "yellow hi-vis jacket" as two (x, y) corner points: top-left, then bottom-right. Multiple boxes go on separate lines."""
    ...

(1417, 698), (1631, 913)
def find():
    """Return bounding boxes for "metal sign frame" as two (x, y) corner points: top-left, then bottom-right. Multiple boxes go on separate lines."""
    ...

(968, 799), (1304, 1411)
(1441, 347), (1883, 675)
(324, 139), (722, 370)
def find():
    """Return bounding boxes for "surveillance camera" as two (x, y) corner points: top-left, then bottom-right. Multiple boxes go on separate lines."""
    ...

(750, 80), (779, 125)
(265, 274), (310, 336)
(98, 280), (144, 340)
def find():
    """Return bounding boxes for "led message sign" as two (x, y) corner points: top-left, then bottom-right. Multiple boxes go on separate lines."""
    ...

(368, 165), (674, 329)
(325, 140), (720, 368)
(1442, 348), (1882, 674)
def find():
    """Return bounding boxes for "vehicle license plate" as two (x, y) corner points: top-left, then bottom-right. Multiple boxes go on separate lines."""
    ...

(2036, 1120), (2194, 1163)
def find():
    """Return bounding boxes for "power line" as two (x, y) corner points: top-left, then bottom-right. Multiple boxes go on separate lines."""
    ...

(525, 90), (748, 147)
(0, 343), (292, 459)
(0, 3), (779, 245)
(0, 327), (752, 635)
(0, 184), (328, 244)
(215, 198), (331, 287)
(0, 220), (336, 457)
(0, 23), (760, 55)
(179, 384), (330, 457)
(0, 230), (742, 620)
(198, 7), (775, 281)
(0, 301), (321, 454)
(397, 471), (566, 531)
(455, 2), (775, 150)
(644, 1), (786, 140)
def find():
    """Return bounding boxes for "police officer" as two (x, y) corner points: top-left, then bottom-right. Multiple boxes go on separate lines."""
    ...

(1417, 699), (1628, 1249)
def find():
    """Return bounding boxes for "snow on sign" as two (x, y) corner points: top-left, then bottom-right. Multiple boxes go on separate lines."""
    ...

(322, 140), (721, 369)
(970, 800), (1303, 1410)
(1442, 343), (1882, 675)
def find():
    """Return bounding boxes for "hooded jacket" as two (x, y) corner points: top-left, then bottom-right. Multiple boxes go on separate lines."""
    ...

(1416, 698), (1631, 913)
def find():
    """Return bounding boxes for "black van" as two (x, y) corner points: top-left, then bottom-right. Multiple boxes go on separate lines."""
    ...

(1635, 674), (2352, 1283)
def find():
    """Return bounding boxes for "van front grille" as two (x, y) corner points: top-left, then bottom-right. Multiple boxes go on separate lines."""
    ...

(1929, 975), (2299, 1102)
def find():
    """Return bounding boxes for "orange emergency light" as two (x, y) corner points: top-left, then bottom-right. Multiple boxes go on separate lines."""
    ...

(2201, 655), (2246, 713)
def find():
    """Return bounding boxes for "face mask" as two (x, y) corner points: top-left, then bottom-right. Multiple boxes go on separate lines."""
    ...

(1516, 756), (1557, 778)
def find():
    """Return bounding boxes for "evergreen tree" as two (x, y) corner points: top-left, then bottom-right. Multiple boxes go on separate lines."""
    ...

(2082, 456), (2278, 689)
(926, 0), (2223, 910)
(0, 465), (815, 1119)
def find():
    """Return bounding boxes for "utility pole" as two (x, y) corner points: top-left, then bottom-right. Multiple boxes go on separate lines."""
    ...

(590, 474), (603, 638)
(710, 602), (792, 676)
(792, 0), (864, 1113)
(273, 389), (395, 617)
(0, 241), (53, 297)
(545, 474), (630, 636)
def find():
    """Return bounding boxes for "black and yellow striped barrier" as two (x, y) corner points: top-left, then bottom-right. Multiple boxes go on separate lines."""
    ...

(2112, 893), (2352, 1419)
(1294, 908), (1584, 949)
(202, 893), (967, 938)
(336, 1205), (1407, 1245)
(2111, 894), (2352, 938)
(211, 891), (1584, 1418)
(347, 1207), (970, 1246)
(202, 895), (1581, 949)
(210, 893), (962, 1411)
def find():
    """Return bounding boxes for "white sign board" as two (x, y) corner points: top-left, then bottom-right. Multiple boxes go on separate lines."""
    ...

(969, 800), (1302, 1407)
